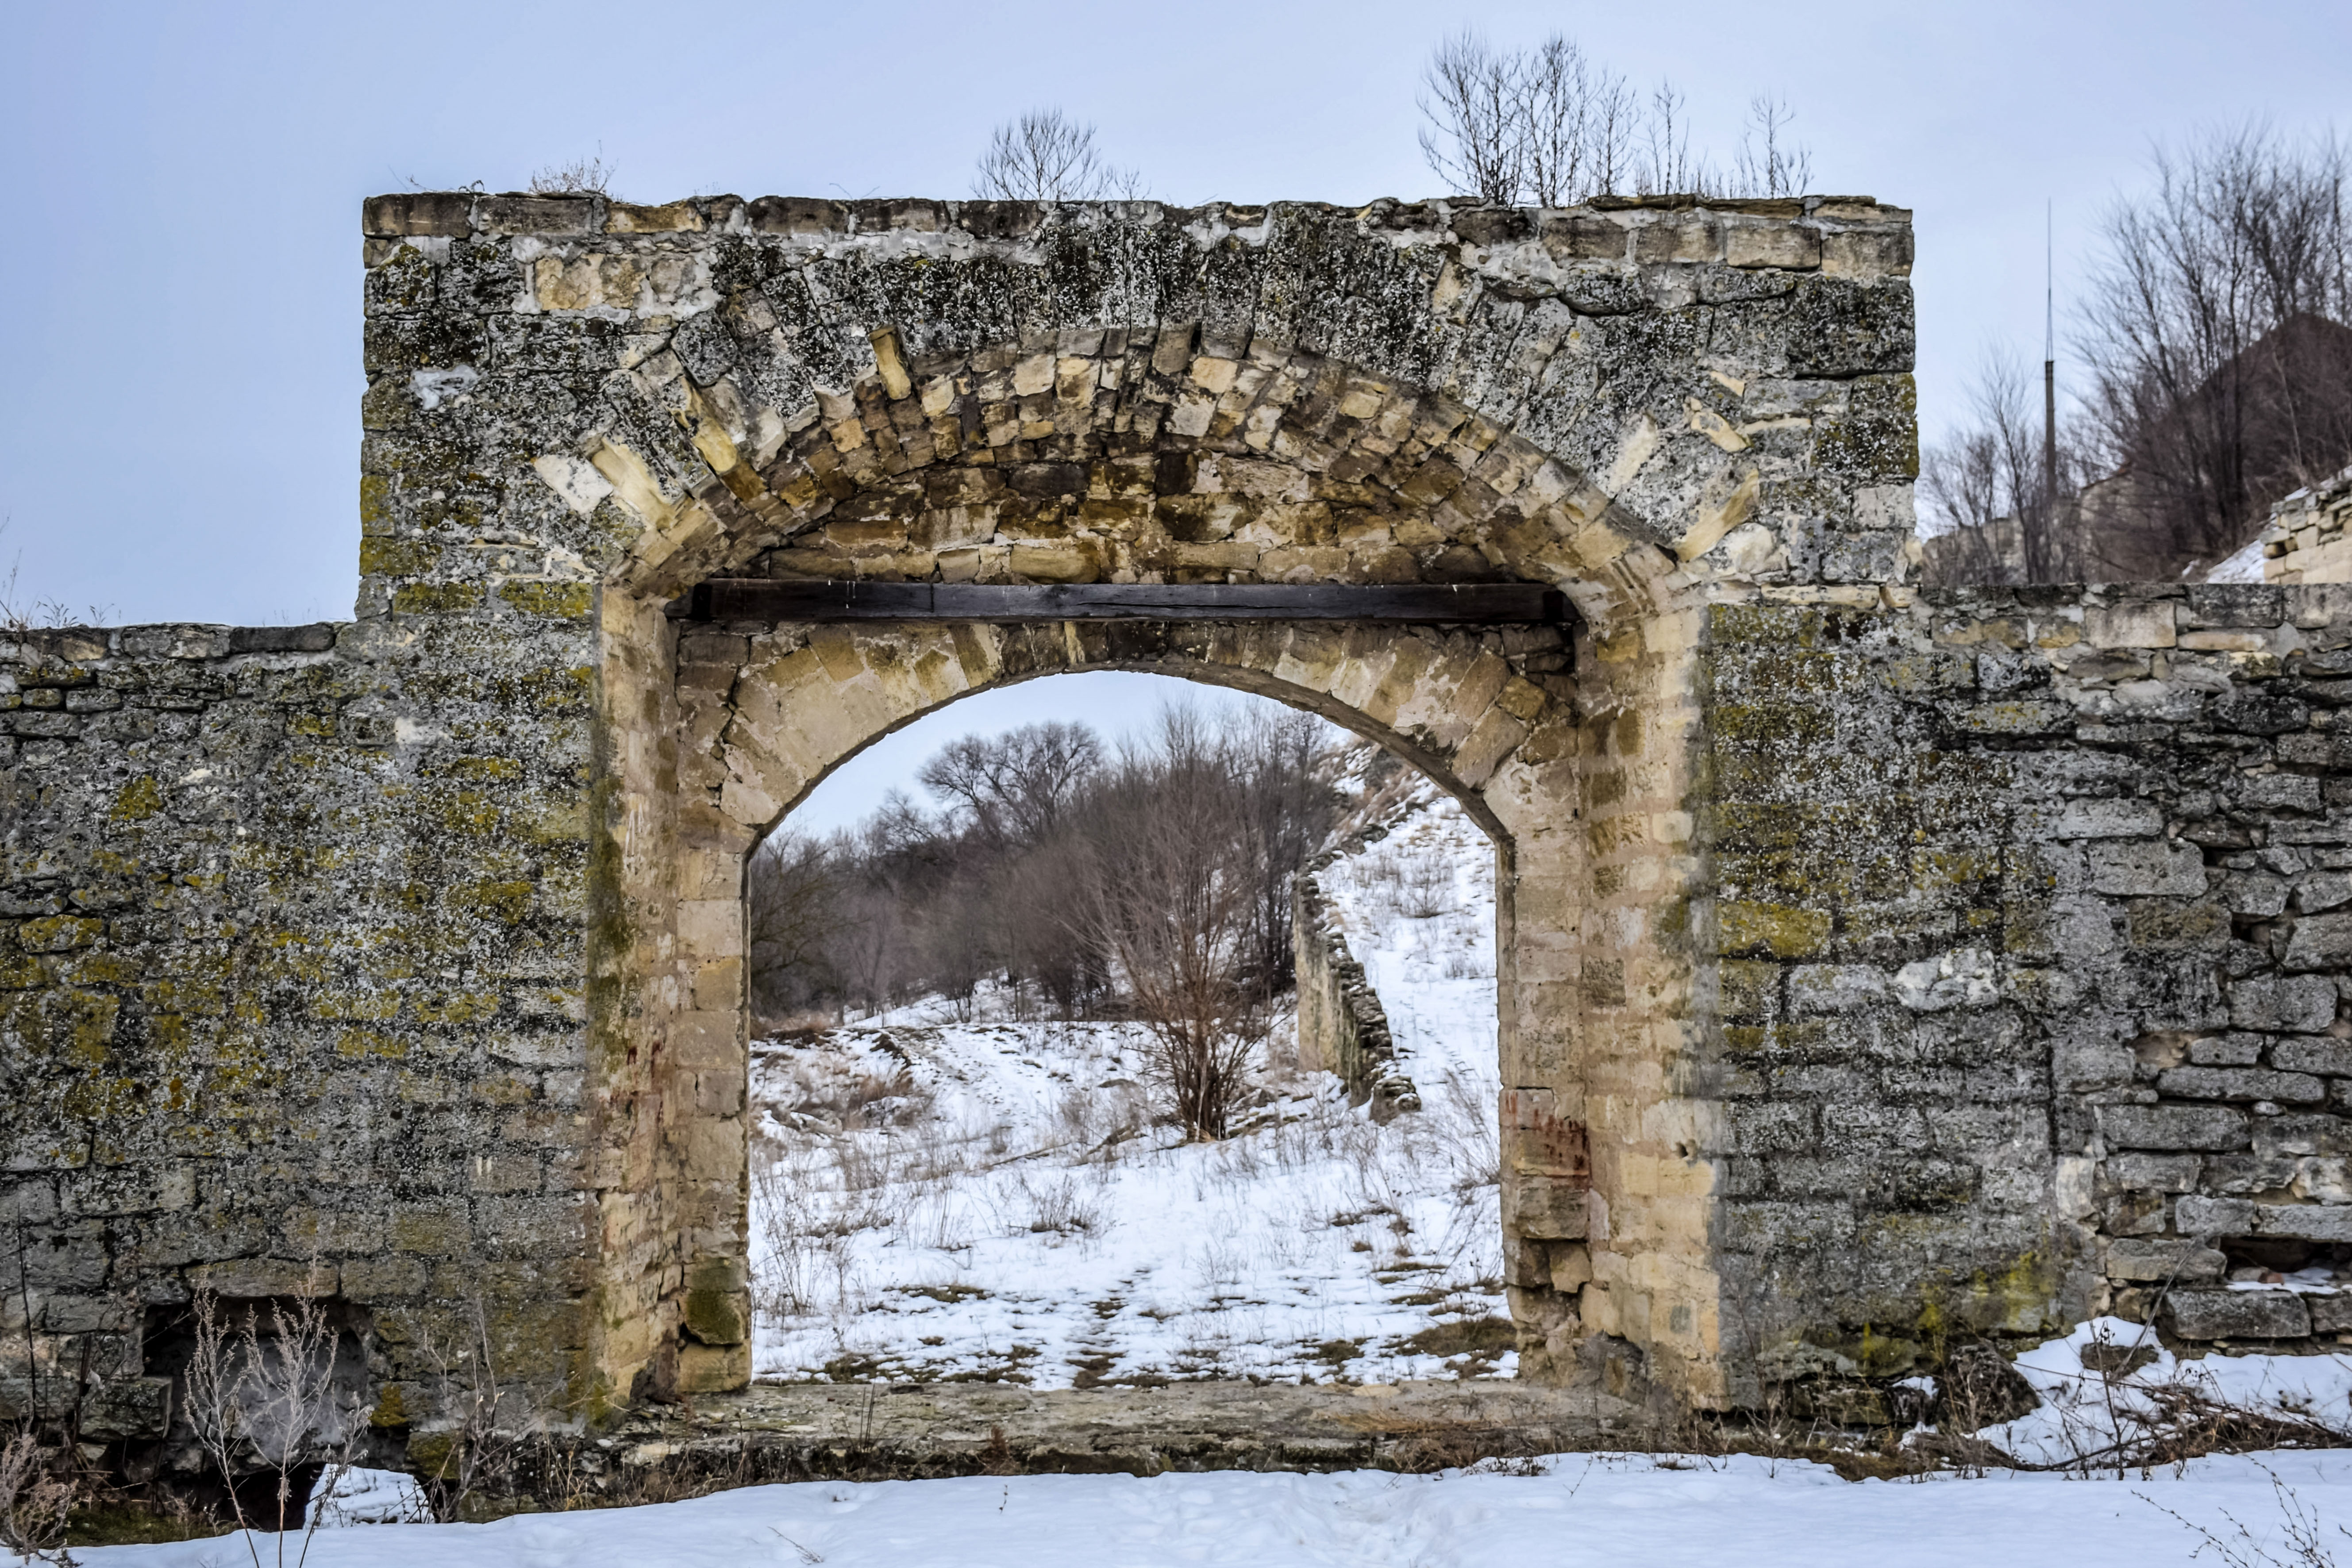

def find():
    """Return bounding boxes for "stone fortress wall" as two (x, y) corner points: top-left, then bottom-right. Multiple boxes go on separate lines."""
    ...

(11, 185), (2349, 1467)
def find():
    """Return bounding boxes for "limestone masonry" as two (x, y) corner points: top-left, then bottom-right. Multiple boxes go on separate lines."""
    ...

(12, 189), (2351, 1465)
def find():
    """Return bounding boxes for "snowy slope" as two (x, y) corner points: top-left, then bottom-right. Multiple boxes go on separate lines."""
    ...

(88, 1449), (2352, 1568)
(1311, 750), (1500, 1090)
(744, 747), (1519, 1390)
(747, 995), (1509, 1388)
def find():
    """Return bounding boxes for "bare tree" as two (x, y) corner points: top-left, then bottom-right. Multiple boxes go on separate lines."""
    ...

(972, 109), (1141, 202)
(1072, 711), (1267, 1139)
(743, 708), (1335, 1036)
(2077, 123), (2352, 576)
(1730, 95), (1814, 200)
(1634, 81), (1715, 198)
(1418, 31), (1528, 204)
(1519, 36), (1640, 206)
(1921, 353), (2092, 584)
(747, 829), (847, 1026)
(918, 722), (1102, 852)
(1417, 33), (1806, 205)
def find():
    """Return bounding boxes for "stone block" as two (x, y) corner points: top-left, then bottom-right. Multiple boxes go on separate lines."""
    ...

(2285, 914), (2352, 972)
(78, 1376), (171, 1440)
(2088, 839), (2208, 897)
(1507, 1175), (1590, 1240)
(2021, 799), (2166, 841)
(2185, 584), (2286, 629)
(2310, 1293), (2352, 1334)
(2232, 976), (2341, 1034)
(2189, 1034), (2265, 1066)
(1821, 229), (1913, 278)
(1548, 1243), (1594, 1292)
(2104, 1237), (2227, 1283)
(1725, 224), (1821, 270)
(192, 1257), (338, 1297)
(675, 1341), (750, 1394)
(362, 194), (471, 238)
(2156, 1066), (2325, 1103)
(476, 195), (596, 235)
(2084, 601), (2178, 649)
(2100, 1104), (2248, 1152)
(1787, 964), (1890, 1014)
(2104, 1153), (2203, 1192)
(2253, 1204), (2352, 1242)
(2169, 1289), (2310, 1339)
(2276, 1039), (2352, 1081)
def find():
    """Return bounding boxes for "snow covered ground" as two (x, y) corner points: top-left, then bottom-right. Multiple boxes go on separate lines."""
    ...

(1978, 1315), (2352, 1467)
(89, 1449), (2352, 1567)
(746, 756), (1509, 1388)
(746, 1003), (1512, 1386)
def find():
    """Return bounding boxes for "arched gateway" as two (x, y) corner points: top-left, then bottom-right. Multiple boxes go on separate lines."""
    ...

(20, 190), (2098, 1456)
(550, 195), (1917, 1413)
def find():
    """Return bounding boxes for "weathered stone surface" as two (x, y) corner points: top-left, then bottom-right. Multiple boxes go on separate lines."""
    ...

(27, 185), (2352, 1445)
(2098, 1105), (2251, 1152)
(2168, 1289), (2311, 1340)
(2103, 1237), (2226, 1283)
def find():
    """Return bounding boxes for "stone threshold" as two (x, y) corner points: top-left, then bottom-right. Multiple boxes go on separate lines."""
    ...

(610, 1379), (1659, 1478)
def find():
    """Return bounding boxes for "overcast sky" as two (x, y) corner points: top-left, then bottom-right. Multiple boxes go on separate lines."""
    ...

(6, 0), (2347, 822)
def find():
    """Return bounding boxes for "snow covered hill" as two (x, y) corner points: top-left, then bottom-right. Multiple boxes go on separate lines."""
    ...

(746, 744), (1512, 1389)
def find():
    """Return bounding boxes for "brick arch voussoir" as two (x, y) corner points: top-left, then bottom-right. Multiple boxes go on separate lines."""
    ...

(703, 617), (1573, 854)
(593, 330), (1673, 636)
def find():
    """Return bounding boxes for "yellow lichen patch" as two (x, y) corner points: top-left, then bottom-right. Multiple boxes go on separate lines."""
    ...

(19, 915), (104, 953)
(336, 1028), (408, 1060)
(435, 756), (525, 782)
(450, 880), (533, 925)
(500, 581), (593, 619)
(391, 582), (485, 615)
(109, 776), (163, 822)
(311, 992), (403, 1022)
(416, 991), (501, 1026)
(1717, 900), (1832, 959)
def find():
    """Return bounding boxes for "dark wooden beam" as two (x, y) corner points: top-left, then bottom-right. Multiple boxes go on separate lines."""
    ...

(672, 580), (1570, 625)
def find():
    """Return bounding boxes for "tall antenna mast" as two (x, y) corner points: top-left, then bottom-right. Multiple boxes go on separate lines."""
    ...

(2044, 200), (2059, 566)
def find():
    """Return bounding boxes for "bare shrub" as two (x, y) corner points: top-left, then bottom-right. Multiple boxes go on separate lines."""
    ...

(0, 523), (113, 634)
(1394, 849), (1455, 920)
(972, 109), (1140, 202)
(1730, 94), (1813, 201)
(1072, 712), (1270, 1139)
(2145, 1462), (2351, 1568)
(412, 1299), (533, 1524)
(527, 150), (616, 198)
(183, 1279), (365, 1566)
(1418, 32), (1531, 204)
(0, 1429), (77, 1564)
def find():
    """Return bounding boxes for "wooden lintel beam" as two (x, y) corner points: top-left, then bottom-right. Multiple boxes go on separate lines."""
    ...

(670, 580), (1570, 626)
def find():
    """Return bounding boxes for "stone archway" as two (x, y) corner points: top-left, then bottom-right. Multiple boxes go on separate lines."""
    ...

(584, 328), (1726, 1406)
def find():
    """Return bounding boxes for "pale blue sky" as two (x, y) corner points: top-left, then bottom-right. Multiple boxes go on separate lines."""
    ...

(5, 0), (2347, 820)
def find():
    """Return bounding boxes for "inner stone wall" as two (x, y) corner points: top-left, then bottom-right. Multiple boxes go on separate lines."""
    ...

(0, 611), (602, 1453)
